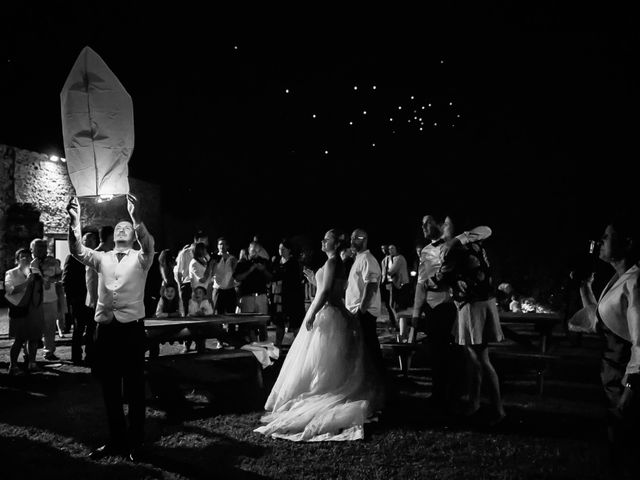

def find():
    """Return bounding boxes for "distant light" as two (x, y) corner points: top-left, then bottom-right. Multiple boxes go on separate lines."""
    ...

(418, 118), (422, 121)
(413, 116), (417, 120)
(312, 114), (317, 118)
(389, 118), (393, 122)
(440, 60), (444, 64)
(410, 271), (417, 277)
(49, 155), (59, 162)
(398, 106), (402, 110)
(421, 106), (425, 110)
(372, 143), (376, 147)
(324, 150), (329, 155)
(349, 121), (353, 125)
(234, 45), (239, 50)
(419, 127), (423, 131)
(449, 102), (453, 106)
(434, 122), (438, 126)
(354, 86), (358, 91)
(392, 130), (396, 134)
(372, 85), (377, 90)
(457, 114), (461, 118)
(410, 96), (414, 100)
(362, 110), (367, 115)
(428, 103), (432, 107)
(60, 157), (66, 163)
(285, 89), (290, 94)
(97, 194), (114, 203)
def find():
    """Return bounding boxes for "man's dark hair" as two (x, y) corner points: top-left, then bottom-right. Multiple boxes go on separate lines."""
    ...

(194, 230), (208, 241)
(217, 236), (227, 243)
(99, 225), (114, 242)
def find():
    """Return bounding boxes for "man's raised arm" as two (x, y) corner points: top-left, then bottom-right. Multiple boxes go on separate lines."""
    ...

(67, 197), (101, 270)
(127, 194), (155, 269)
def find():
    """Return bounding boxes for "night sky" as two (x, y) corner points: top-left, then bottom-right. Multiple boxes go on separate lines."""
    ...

(1, 6), (638, 297)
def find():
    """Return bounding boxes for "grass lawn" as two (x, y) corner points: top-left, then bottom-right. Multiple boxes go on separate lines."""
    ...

(0, 310), (613, 479)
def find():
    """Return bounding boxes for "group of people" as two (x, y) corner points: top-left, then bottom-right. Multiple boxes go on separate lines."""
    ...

(3, 195), (639, 472)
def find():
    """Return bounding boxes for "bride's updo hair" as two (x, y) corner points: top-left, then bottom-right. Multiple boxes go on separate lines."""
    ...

(328, 228), (348, 253)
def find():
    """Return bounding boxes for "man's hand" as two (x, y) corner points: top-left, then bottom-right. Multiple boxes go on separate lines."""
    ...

(66, 197), (80, 225)
(126, 193), (141, 224)
(615, 386), (635, 418)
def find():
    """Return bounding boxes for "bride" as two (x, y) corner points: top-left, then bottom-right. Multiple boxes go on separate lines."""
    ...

(254, 229), (384, 441)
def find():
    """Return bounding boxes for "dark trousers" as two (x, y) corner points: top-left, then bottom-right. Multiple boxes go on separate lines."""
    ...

(94, 318), (146, 449)
(71, 304), (95, 363)
(424, 301), (458, 405)
(601, 324), (640, 470)
(356, 310), (386, 377)
(381, 284), (397, 328)
(213, 288), (237, 314)
(180, 283), (192, 317)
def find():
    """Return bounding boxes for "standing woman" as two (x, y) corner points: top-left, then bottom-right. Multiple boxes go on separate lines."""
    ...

(271, 239), (306, 348)
(437, 216), (504, 424)
(579, 214), (640, 471)
(4, 248), (33, 374)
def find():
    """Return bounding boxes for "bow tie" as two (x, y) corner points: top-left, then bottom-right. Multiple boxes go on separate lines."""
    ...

(116, 252), (126, 262)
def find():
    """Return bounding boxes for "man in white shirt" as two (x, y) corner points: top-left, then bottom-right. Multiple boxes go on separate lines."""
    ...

(410, 213), (492, 409)
(345, 228), (385, 377)
(67, 194), (154, 462)
(174, 230), (209, 315)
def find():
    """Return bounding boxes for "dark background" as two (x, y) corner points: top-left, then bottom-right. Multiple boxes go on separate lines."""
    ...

(1, 5), (637, 301)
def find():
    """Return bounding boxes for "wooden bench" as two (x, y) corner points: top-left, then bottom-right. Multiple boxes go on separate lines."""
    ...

(380, 342), (426, 377)
(490, 349), (561, 395)
(145, 348), (265, 414)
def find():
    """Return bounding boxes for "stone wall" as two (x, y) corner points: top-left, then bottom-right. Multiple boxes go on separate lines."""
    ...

(0, 144), (162, 279)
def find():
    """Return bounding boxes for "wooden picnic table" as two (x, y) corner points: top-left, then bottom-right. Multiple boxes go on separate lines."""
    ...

(499, 311), (563, 353)
(144, 314), (270, 351)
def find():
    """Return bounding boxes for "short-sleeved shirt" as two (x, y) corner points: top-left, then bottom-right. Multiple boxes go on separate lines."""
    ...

(346, 249), (382, 316)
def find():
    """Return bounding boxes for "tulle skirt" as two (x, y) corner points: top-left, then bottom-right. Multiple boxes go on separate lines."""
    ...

(255, 305), (384, 441)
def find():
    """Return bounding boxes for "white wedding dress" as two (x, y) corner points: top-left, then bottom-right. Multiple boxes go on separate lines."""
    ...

(254, 265), (384, 441)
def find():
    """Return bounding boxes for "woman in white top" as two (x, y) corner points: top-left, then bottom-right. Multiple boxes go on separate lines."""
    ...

(578, 214), (640, 471)
(4, 248), (33, 374)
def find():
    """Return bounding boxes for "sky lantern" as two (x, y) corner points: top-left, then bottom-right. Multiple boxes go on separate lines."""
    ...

(60, 46), (133, 198)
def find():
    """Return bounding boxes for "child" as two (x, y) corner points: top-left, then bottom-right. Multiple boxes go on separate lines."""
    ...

(185, 286), (213, 353)
(149, 283), (184, 358)
(188, 286), (214, 316)
(155, 283), (184, 318)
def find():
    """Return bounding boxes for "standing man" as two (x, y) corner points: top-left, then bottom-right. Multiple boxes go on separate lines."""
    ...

(387, 244), (410, 319)
(212, 237), (238, 314)
(346, 229), (385, 378)
(410, 214), (491, 409)
(174, 230), (209, 315)
(69, 232), (97, 365)
(234, 242), (272, 340)
(67, 194), (154, 462)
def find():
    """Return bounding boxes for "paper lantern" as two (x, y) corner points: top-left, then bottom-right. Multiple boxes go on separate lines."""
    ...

(60, 46), (133, 197)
